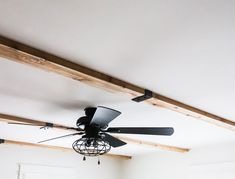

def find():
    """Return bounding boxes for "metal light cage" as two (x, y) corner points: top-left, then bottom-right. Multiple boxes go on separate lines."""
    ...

(72, 137), (111, 156)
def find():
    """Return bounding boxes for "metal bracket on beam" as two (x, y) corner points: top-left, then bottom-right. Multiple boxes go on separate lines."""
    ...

(45, 123), (54, 128)
(40, 123), (54, 130)
(0, 139), (5, 144)
(132, 89), (153, 102)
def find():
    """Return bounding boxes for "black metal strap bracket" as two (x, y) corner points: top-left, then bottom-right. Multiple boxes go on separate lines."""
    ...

(40, 122), (54, 130)
(45, 123), (54, 128)
(0, 139), (5, 144)
(132, 89), (153, 102)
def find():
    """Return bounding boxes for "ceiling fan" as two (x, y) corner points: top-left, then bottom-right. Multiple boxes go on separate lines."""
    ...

(9, 106), (174, 159)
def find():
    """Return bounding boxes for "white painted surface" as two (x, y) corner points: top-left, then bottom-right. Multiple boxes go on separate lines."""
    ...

(0, 59), (235, 156)
(0, 0), (235, 155)
(0, 144), (121, 179)
(0, 0), (235, 120)
(122, 150), (188, 179)
(1, 139), (234, 179)
(122, 143), (235, 179)
(19, 164), (76, 179)
(187, 143), (235, 179)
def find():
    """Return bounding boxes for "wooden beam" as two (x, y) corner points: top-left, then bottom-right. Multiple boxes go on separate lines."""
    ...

(0, 113), (76, 131)
(0, 35), (234, 131)
(0, 113), (189, 153)
(1, 139), (131, 160)
(0, 113), (48, 125)
(115, 136), (189, 153)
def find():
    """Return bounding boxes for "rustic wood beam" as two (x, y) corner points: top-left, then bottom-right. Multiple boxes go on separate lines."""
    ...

(0, 138), (131, 160)
(0, 35), (234, 131)
(0, 113), (76, 131)
(114, 135), (189, 153)
(0, 113), (189, 153)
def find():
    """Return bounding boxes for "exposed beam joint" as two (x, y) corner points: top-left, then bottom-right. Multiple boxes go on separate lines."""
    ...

(0, 35), (234, 131)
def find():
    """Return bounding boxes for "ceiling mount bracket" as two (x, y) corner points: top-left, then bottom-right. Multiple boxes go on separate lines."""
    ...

(132, 89), (153, 102)
(0, 139), (5, 144)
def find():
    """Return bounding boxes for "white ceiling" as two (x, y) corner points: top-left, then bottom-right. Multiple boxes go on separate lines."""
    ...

(0, 0), (235, 156)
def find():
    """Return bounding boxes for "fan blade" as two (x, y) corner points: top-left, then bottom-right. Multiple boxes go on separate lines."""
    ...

(8, 122), (79, 131)
(38, 133), (81, 143)
(102, 133), (126, 147)
(90, 106), (121, 128)
(8, 122), (43, 126)
(106, 127), (174, 136)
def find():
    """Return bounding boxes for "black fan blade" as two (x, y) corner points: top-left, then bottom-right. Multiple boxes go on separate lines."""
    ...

(8, 122), (79, 131)
(38, 132), (82, 143)
(106, 127), (174, 136)
(8, 122), (43, 126)
(102, 133), (126, 147)
(90, 106), (121, 128)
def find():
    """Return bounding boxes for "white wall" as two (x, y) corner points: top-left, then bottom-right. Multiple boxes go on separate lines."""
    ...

(122, 151), (188, 179)
(188, 143), (235, 179)
(122, 143), (235, 179)
(2, 143), (235, 179)
(0, 144), (122, 179)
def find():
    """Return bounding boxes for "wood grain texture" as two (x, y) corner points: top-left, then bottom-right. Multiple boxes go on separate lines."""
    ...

(2, 139), (131, 160)
(0, 113), (189, 153)
(114, 135), (189, 153)
(0, 35), (234, 131)
(0, 113), (74, 130)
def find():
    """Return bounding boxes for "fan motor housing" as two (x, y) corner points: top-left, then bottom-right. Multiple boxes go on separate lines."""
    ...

(83, 125), (100, 138)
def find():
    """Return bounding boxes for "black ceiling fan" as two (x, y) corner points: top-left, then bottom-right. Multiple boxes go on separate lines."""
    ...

(9, 106), (174, 157)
